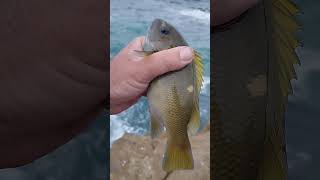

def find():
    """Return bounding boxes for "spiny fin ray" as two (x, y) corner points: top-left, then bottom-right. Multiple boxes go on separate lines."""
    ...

(188, 51), (203, 135)
(259, 0), (302, 179)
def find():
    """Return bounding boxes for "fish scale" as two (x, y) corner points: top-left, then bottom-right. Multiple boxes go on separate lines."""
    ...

(212, 2), (269, 179)
(165, 85), (189, 142)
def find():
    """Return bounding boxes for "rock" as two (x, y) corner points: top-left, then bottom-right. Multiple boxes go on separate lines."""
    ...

(110, 128), (210, 180)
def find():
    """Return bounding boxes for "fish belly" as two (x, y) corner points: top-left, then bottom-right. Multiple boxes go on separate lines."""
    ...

(148, 64), (194, 133)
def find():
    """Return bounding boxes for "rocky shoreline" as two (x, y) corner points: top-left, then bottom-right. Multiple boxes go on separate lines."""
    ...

(110, 123), (210, 180)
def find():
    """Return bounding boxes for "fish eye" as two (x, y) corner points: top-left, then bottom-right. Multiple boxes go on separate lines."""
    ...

(160, 29), (170, 35)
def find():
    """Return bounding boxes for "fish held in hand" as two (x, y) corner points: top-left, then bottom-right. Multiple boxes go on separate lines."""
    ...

(140, 18), (204, 172)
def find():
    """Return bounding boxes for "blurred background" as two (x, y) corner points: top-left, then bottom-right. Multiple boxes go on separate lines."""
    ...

(110, 0), (210, 148)
(286, 1), (320, 180)
(0, 113), (108, 180)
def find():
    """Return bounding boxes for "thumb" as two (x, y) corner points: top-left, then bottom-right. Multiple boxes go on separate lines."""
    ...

(142, 46), (194, 81)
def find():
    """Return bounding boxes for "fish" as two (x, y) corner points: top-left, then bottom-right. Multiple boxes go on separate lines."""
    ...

(211, 0), (301, 179)
(140, 19), (204, 172)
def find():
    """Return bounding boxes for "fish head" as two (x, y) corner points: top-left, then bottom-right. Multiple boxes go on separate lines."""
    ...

(145, 18), (187, 51)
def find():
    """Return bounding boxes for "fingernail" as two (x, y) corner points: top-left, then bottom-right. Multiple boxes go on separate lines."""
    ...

(179, 47), (194, 62)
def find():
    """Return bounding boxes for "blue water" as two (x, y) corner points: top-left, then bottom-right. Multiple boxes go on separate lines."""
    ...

(110, 0), (210, 146)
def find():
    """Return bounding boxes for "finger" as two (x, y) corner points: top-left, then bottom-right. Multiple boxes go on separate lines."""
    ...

(141, 46), (194, 82)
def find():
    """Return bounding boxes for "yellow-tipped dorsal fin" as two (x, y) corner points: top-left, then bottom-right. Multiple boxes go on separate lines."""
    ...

(259, 0), (302, 179)
(188, 51), (204, 135)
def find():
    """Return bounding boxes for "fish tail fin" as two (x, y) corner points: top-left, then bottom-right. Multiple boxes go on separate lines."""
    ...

(162, 139), (194, 171)
(257, 138), (286, 180)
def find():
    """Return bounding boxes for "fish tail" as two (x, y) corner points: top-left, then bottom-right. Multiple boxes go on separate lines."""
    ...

(257, 138), (286, 180)
(162, 138), (194, 171)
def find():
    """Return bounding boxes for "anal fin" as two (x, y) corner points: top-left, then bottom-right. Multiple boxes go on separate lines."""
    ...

(187, 106), (200, 135)
(149, 105), (164, 139)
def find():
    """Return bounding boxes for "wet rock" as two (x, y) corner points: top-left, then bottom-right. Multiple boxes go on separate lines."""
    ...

(110, 126), (210, 180)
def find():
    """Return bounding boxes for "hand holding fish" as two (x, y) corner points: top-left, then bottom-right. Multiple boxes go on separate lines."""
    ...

(110, 36), (195, 114)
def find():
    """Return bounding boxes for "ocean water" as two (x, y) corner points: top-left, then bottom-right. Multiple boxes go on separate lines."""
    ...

(110, 0), (210, 146)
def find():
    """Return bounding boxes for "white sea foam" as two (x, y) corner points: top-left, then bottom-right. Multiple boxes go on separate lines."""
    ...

(201, 76), (210, 96)
(178, 9), (210, 24)
(110, 115), (125, 147)
(110, 115), (136, 147)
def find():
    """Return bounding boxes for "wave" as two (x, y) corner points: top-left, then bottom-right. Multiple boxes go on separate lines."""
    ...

(110, 115), (137, 147)
(201, 76), (210, 96)
(178, 9), (210, 24)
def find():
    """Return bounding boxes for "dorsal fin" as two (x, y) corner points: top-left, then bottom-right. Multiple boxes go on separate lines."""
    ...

(194, 51), (204, 97)
(187, 51), (204, 135)
(259, 0), (302, 179)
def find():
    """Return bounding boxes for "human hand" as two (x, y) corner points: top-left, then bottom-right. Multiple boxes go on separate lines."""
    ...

(212, 0), (260, 25)
(110, 36), (194, 114)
